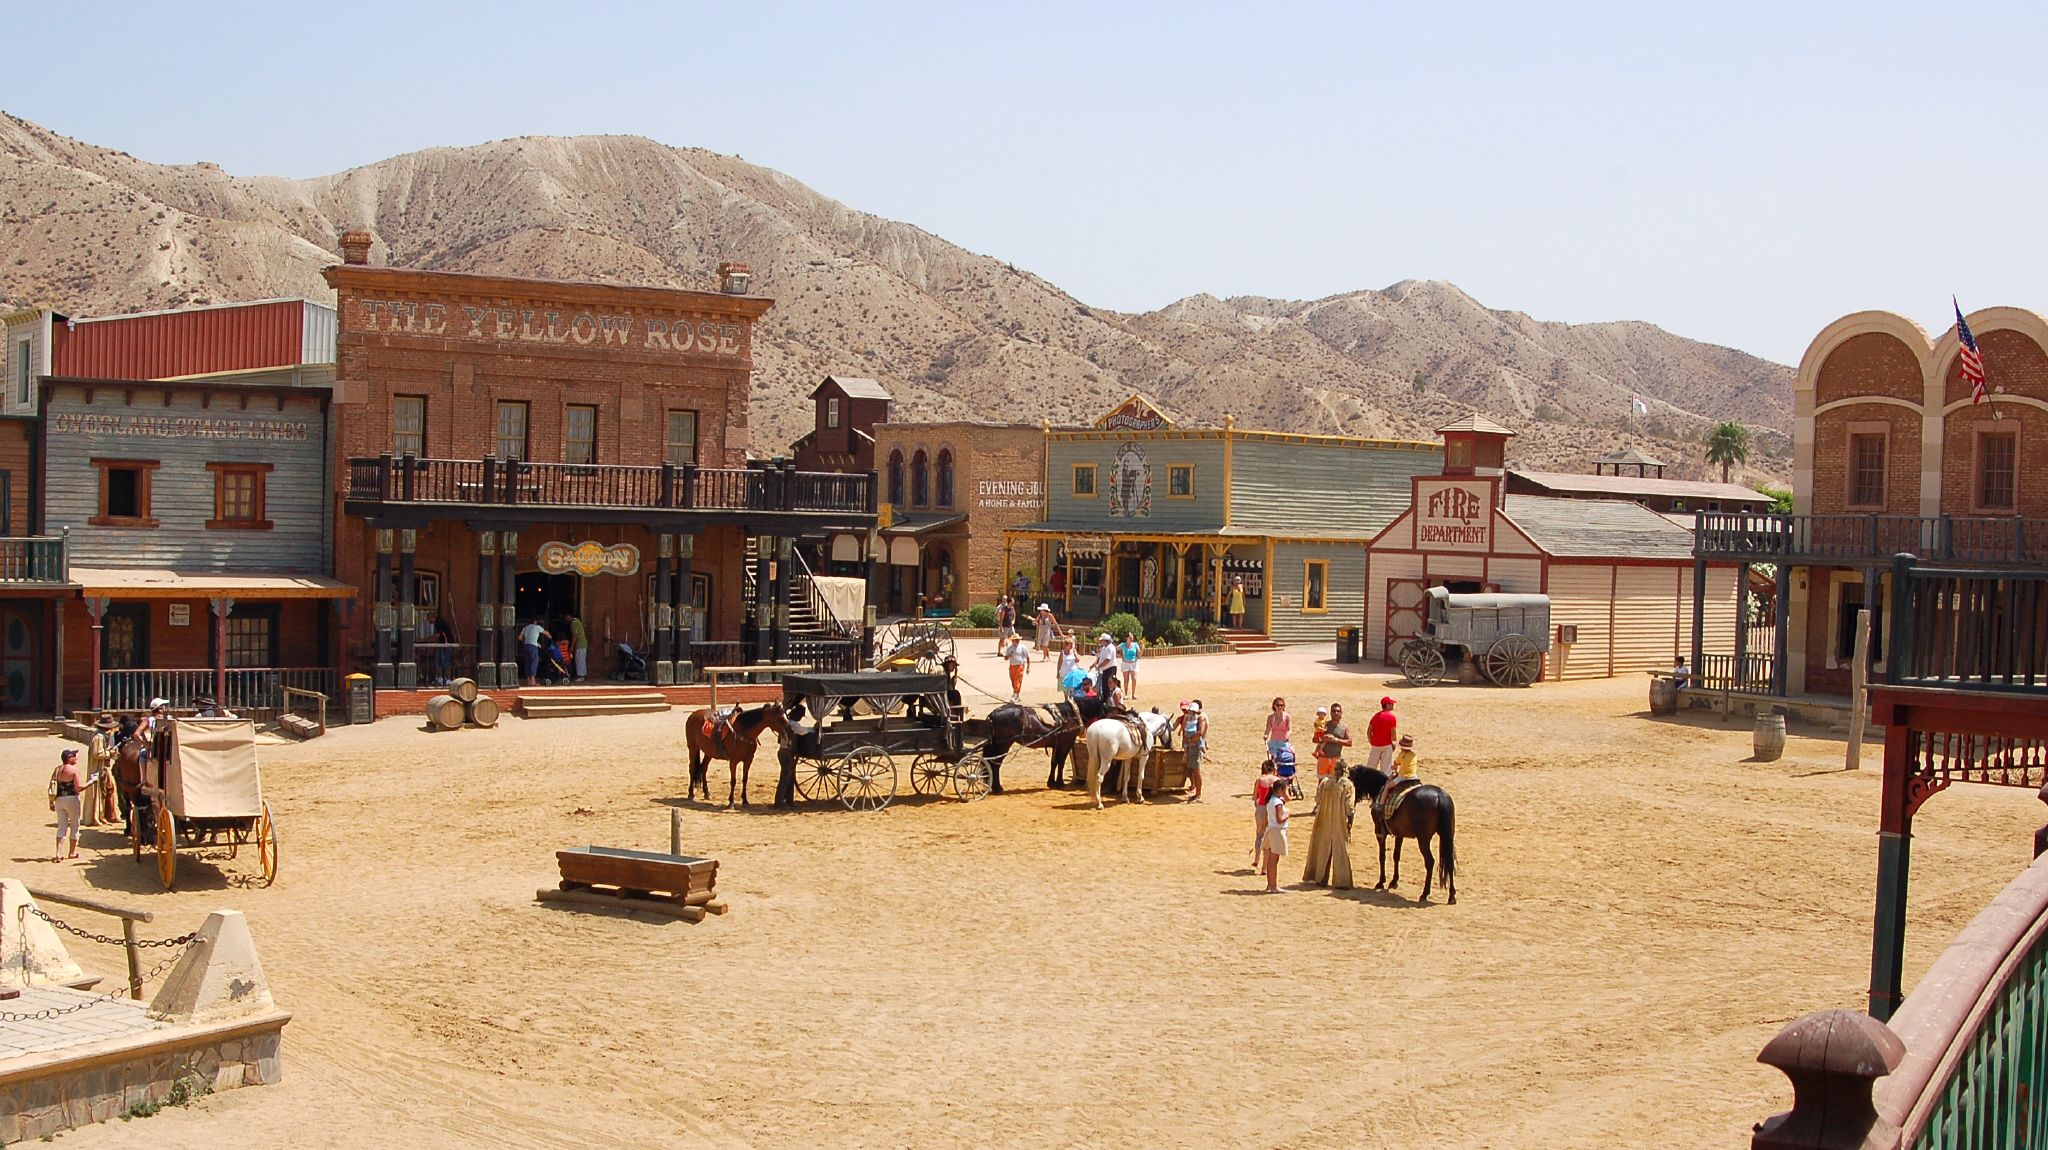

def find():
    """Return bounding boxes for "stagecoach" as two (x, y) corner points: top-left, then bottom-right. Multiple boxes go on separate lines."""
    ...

(779, 670), (994, 810)
(133, 718), (279, 890)
(871, 620), (957, 674)
(1397, 589), (1551, 688)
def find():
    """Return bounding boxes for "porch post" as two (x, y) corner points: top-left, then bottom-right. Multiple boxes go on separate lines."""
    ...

(752, 535), (773, 663)
(373, 527), (395, 689)
(1772, 562), (1791, 696)
(51, 597), (64, 720)
(210, 596), (232, 709)
(1732, 563), (1750, 690)
(673, 534), (695, 682)
(396, 528), (418, 690)
(772, 536), (792, 663)
(86, 596), (106, 713)
(1690, 558), (1707, 689)
(498, 531), (520, 686)
(1870, 727), (1914, 1021)
(653, 534), (675, 685)
(861, 529), (878, 665)
(474, 531), (498, 688)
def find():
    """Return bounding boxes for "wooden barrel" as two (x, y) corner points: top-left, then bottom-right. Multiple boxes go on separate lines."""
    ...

(1648, 675), (1678, 715)
(448, 677), (479, 704)
(425, 694), (465, 731)
(466, 695), (501, 728)
(1754, 711), (1787, 762)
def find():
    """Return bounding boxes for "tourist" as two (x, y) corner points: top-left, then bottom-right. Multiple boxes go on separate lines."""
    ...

(517, 617), (550, 686)
(996, 596), (1016, 654)
(1262, 772), (1292, 892)
(1252, 756), (1282, 863)
(1012, 570), (1031, 601)
(1311, 707), (1329, 772)
(87, 712), (119, 825)
(1365, 696), (1398, 776)
(1672, 655), (1691, 690)
(1393, 734), (1419, 781)
(49, 748), (83, 862)
(193, 694), (237, 719)
(1319, 703), (1352, 778)
(1056, 629), (1081, 690)
(1229, 575), (1247, 629)
(1035, 603), (1058, 665)
(1118, 631), (1141, 700)
(1094, 632), (1120, 701)
(568, 613), (590, 681)
(1264, 697), (1292, 758)
(1302, 758), (1355, 889)
(1004, 634), (1030, 703)
(1178, 700), (1206, 801)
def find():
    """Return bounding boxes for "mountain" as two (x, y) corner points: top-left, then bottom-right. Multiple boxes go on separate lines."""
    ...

(0, 113), (1791, 481)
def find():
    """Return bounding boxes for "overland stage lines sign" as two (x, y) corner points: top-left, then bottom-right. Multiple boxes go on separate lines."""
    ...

(1414, 479), (1493, 552)
(537, 541), (642, 578)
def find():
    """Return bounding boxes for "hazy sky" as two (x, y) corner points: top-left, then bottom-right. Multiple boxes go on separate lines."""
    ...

(6, 2), (2041, 366)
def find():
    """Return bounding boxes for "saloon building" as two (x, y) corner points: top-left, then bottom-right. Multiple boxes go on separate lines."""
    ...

(326, 235), (875, 690)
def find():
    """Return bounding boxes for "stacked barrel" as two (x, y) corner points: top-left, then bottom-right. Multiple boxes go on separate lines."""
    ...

(426, 678), (501, 730)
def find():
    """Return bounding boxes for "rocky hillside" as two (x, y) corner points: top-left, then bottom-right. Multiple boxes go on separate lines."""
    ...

(0, 113), (1791, 481)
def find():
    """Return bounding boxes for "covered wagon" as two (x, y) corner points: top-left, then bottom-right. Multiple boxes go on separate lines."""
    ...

(1397, 589), (1551, 687)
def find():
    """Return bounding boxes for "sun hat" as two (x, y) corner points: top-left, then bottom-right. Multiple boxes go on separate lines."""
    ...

(1187, 701), (1201, 713)
(60, 748), (78, 761)
(148, 697), (169, 709)
(1315, 706), (1328, 715)
(95, 713), (118, 730)
(1398, 734), (1414, 748)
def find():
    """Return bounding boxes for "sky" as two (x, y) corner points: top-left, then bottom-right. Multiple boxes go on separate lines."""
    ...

(4, 1), (2042, 367)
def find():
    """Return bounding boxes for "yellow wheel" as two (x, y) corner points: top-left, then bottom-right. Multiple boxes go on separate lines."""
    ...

(155, 806), (177, 891)
(257, 802), (278, 887)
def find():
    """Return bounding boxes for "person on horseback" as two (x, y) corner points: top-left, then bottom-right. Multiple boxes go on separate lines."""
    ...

(1376, 734), (1422, 821)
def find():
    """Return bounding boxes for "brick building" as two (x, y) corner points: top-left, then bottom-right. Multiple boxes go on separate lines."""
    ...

(1693, 306), (2048, 698)
(327, 238), (874, 689)
(790, 376), (890, 474)
(864, 419), (1046, 615)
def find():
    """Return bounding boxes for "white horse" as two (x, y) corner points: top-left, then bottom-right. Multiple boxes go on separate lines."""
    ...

(1081, 711), (1172, 809)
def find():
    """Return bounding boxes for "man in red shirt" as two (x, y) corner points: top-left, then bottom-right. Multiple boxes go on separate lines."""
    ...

(1365, 696), (1399, 777)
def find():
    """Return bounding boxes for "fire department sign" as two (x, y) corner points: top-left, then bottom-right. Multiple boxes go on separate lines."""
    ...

(1413, 479), (1493, 552)
(537, 541), (641, 577)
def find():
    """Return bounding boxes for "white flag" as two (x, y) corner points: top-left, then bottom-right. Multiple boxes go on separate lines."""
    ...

(1630, 395), (1648, 415)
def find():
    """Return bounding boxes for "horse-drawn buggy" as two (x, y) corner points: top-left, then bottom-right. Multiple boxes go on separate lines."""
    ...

(779, 670), (995, 809)
(1397, 589), (1550, 688)
(131, 718), (278, 890)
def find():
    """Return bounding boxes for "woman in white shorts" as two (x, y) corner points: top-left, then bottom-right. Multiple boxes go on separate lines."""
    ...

(1261, 785), (1291, 892)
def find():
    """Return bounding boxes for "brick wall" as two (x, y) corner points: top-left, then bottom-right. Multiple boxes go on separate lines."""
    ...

(1811, 403), (1921, 515)
(1815, 331), (1923, 406)
(872, 422), (1046, 605)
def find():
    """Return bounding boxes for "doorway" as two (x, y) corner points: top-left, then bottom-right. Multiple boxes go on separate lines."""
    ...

(0, 605), (33, 709)
(515, 572), (581, 631)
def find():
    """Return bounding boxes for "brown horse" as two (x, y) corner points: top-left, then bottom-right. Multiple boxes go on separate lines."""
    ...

(683, 703), (792, 808)
(1348, 765), (1457, 904)
(110, 720), (155, 845)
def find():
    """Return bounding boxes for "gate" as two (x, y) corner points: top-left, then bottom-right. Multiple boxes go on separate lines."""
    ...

(1383, 578), (1429, 665)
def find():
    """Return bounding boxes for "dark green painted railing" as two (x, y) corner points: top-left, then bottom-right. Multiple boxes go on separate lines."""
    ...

(1907, 929), (2048, 1148)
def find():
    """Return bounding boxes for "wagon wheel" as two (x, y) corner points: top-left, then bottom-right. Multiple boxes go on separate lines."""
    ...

(837, 747), (897, 812)
(1398, 640), (1447, 687)
(794, 757), (845, 802)
(155, 806), (177, 891)
(949, 751), (992, 803)
(1483, 633), (1542, 688)
(909, 753), (952, 796)
(256, 801), (279, 887)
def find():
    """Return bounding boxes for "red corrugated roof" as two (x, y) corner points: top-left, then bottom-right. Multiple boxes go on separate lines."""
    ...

(53, 300), (305, 380)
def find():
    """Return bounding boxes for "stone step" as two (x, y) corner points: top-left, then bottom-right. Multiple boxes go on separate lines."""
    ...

(517, 691), (671, 720)
(0, 719), (63, 739)
(1215, 629), (1283, 654)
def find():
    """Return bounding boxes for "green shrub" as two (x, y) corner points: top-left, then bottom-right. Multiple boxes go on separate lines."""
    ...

(1100, 612), (1144, 644)
(1160, 619), (1198, 647)
(958, 603), (1000, 628)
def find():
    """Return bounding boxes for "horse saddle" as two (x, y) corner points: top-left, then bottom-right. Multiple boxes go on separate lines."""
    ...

(1116, 713), (1151, 751)
(1376, 775), (1423, 822)
(702, 705), (739, 743)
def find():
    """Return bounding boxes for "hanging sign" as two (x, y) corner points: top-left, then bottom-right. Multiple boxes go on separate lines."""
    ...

(537, 541), (641, 577)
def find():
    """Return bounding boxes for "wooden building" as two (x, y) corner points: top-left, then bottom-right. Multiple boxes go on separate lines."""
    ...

(790, 376), (891, 474)
(1504, 467), (1769, 515)
(1366, 418), (1744, 679)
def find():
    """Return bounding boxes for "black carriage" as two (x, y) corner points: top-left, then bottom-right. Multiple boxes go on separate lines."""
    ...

(780, 670), (993, 810)
(1397, 589), (1551, 687)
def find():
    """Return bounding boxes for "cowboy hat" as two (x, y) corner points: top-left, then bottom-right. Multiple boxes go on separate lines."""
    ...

(1398, 734), (1414, 748)
(95, 713), (118, 730)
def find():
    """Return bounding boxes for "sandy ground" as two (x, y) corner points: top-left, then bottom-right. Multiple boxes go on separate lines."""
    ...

(5, 646), (2038, 1149)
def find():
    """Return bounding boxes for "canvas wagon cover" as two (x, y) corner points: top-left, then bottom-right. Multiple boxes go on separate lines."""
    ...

(167, 718), (263, 819)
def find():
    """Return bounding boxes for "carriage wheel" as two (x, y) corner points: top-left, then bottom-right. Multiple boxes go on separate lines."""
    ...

(909, 753), (952, 796)
(794, 757), (845, 802)
(837, 747), (897, 812)
(949, 751), (992, 803)
(154, 806), (177, 891)
(1398, 640), (1447, 687)
(1483, 633), (1542, 688)
(256, 801), (279, 887)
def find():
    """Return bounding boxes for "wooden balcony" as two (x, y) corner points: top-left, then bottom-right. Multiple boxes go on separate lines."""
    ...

(1693, 511), (2048, 566)
(0, 535), (70, 585)
(345, 456), (877, 530)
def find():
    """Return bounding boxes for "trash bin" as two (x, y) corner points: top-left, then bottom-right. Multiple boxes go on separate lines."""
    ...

(1335, 626), (1361, 664)
(346, 673), (374, 726)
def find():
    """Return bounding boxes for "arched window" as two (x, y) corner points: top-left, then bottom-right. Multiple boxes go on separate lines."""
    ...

(936, 448), (955, 508)
(911, 449), (930, 507)
(887, 450), (905, 506)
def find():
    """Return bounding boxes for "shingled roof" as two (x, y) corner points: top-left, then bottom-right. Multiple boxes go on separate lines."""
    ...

(1434, 414), (1517, 436)
(1502, 495), (1697, 559)
(1508, 468), (1765, 504)
(810, 375), (893, 400)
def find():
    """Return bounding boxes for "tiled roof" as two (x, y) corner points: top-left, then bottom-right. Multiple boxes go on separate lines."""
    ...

(1502, 495), (1696, 559)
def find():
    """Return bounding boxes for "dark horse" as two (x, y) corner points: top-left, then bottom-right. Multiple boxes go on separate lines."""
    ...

(111, 717), (158, 849)
(1348, 765), (1457, 904)
(683, 703), (792, 808)
(982, 698), (1101, 789)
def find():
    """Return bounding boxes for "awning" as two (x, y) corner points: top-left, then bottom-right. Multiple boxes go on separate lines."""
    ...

(882, 512), (967, 537)
(71, 567), (358, 599)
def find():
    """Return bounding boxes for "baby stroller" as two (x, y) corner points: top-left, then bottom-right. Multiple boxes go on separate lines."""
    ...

(535, 640), (575, 684)
(1271, 746), (1305, 802)
(611, 641), (649, 681)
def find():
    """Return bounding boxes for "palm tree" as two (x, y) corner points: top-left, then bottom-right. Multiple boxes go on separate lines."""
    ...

(1705, 422), (1750, 483)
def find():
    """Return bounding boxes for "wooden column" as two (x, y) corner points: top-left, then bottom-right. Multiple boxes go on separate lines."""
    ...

(1771, 562), (1791, 696)
(372, 528), (395, 688)
(210, 596), (232, 708)
(1732, 563), (1750, 691)
(673, 534), (694, 682)
(772, 537), (792, 663)
(498, 531), (520, 686)
(1690, 558), (1707, 690)
(396, 528), (418, 690)
(752, 536), (774, 663)
(51, 596), (64, 720)
(474, 531), (498, 688)
(85, 596), (107, 713)
(653, 534), (675, 685)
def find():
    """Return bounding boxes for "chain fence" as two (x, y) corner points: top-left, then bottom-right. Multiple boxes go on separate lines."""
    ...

(1, 906), (203, 1023)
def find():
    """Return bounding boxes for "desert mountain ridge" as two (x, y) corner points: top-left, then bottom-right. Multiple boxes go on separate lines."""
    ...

(0, 113), (1791, 482)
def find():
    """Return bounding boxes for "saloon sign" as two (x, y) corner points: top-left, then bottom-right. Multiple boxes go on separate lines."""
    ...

(1414, 479), (1492, 552)
(537, 541), (641, 577)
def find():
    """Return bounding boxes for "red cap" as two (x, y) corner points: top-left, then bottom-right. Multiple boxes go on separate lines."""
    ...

(1380, 696), (1395, 707)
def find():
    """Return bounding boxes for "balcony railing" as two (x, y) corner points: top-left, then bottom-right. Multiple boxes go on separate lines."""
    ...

(346, 456), (875, 517)
(99, 667), (337, 713)
(0, 535), (69, 584)
(1887, 558), (2048, 693)
(1695, 512), (2048, 565)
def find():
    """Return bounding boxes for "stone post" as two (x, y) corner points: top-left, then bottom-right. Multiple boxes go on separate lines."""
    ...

(674, 534), (695, 682)
(653, 534), (675, 685)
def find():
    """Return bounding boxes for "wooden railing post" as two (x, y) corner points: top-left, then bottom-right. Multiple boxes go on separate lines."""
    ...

(505, 458), (522, 506)
(399, 454), (417, 502)
(481, 456), (498, 503)
(681, 463), (698, 510)
(377, 453), (394, 500)
(1751, 1009), (1904, 1150)
(657, 462), (674, 510)
(2015, 515), (2027, 564)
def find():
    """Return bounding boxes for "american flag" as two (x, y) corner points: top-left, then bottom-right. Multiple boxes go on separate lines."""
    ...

(1955, 298), (1987, 404)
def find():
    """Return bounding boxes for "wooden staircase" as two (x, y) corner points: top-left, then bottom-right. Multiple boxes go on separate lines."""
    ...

(1216, 628), (1283, 655)
(516, 690), (672, 720)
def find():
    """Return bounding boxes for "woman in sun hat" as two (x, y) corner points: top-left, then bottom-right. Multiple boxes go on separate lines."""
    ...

(1034, 603), (1057, 665)
(1177, 700), (1206, 801)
